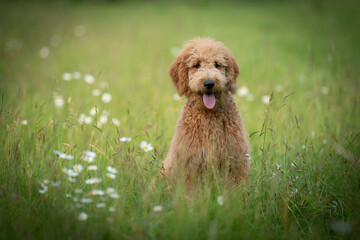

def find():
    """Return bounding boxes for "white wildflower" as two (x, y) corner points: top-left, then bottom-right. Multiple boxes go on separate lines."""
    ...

(140, 141), (154, 152)
(65, 194), (72, 198)
(51, 181), (61, 187)
(323, 139), (327, 145)
(84, 74), (95, 84)
(173, 93), (180, 100)
(109, 206), (115, 212)
(92, 89), (101, 96)
(89, 106), (98, 116)
(80, 198), (92, 203)
(73, 164), (83, 173)
(96, 203), (106, 208)
(106, 173), (116, 179)
(99, 115), (108, 125)
(62, 72), (72, 81)
(75, 189), (83, 194)
(21, 120), (28, 125)
(106, 188), (115, 194)
(78, 212), (88, 221)
(237, 86), (249, 97)
(54, 95), (64, 108)
(275, 84), (284, 92)
(261, 95), (271, 105)
(92, 189), (105, 196)
(68, 177), (76, 183)
(38, 186), (48, 194)
(101, 93), (112, 103)
(111, 118), (120, 126)
(109, 193), (120, 199)
(291, 188), (299, 197)
(153, 205), (164, 212)
(106, 166), (117, 174)
(246, 93), (255, 102)
(85, 178), (101, 184)
(217, 196), (224, 206)
(72, 197), (78, 202)
(39, 46), (50, 59)
(275, 163), (281, 170)
(119, 137), (132, 142)
(87, 165), (98, 171)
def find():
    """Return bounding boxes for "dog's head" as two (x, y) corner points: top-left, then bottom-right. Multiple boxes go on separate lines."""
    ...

(169, 37), (239, 109)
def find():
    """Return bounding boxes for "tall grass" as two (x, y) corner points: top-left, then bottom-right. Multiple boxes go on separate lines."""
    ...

(0, 1), (359, 239)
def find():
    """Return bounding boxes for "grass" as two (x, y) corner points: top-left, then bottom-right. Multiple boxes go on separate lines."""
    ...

(0, 0), (359, 239)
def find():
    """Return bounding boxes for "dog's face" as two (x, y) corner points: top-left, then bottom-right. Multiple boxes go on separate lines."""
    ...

(169, 38), (239, 109)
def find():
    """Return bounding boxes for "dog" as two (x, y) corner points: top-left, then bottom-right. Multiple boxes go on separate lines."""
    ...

(161, 37), (250, 185)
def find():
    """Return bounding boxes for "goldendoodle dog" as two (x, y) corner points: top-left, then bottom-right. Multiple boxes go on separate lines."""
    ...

(161, 37), (250, 185)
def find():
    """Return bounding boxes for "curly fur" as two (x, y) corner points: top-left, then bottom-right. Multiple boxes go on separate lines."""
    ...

(162, 37), (250, 184)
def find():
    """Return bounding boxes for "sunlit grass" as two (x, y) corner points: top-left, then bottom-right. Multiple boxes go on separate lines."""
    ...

(0, 1), (359, 239)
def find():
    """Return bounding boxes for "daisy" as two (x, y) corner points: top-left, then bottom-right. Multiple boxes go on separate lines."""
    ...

(106, 188), (115, 194)
(84, 74), (95, 84)
(85, 178), (101, 184)
(73, 164), (83, 173)
(111, 118), (120, 126)
(237, 86), (249, 97)
(92, 89), (101, 96)
(87, 165), (98, 171)
(119, 137), (132, 143)
(275, 163), (281, 170)
(109, 193), (120, 199)
(21, 120), (28, 125)
(261, 95), (271, 105)
(54, 95), (64, 108)
(106, 166), (117, 174)
(92, 189), (105, 196)
(84, 151), (96, 158)
(153, 205), (164, 212)
(62, 72), (72, 81)
(78, 114), (86, 124)
(106, 173), (116, 179)
(101, 93), (112, 103)
(80, 198), (92, 203)
(66, 169), (78, 177)
(99, 115), (108, 125)
(38, 186), (48, 194)
(140, 141), (154, 152)
(78, 212), (88, 221)
(217, 196), (224, 206)
(68, 177), (76, 183)
(89, 106), (98, 116)
(96, 203), (106, 208)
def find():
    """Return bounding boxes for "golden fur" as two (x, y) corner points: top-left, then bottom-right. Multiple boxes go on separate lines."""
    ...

(161, 37), (250, 184)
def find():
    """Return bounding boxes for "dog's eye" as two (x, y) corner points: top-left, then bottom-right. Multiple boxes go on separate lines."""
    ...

(215, 62), (220, 68)
(193, 63), (201, 68)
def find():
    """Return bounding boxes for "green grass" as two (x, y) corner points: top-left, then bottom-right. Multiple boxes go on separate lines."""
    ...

(1, 1), (360, 239)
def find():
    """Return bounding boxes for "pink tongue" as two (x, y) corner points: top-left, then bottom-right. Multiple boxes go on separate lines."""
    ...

(203, 93), (216, 109)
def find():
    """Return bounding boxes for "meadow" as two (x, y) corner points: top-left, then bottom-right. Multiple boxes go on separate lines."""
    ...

(0, 1), (359, 239)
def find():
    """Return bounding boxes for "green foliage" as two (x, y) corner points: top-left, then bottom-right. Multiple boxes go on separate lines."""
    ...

(0, 1), (359, 239)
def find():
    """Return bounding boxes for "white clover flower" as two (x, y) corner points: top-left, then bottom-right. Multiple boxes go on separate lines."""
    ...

(73, 164), (83, 173)
(261, 95), (271, 105)
(244, 153), (251, 161)
(246, 93), (255, 102)
(80, 198), (92, 203)
(140, 141), (154, 152)
(101, 93), (112, 103)
(84, 74), (95, 84)
(89, 106), (98, 116)
(85, 178), (101, 184)
(21, 120), (28, 125)
(106, 166), (118, 174)
(153, 205), (164, 212)
(39, 46), (50, 59)
(217, 196), (224, 206)
(119, 137), (132, 143)
(96, 203), (106, 208)
(106, 188), (115, 194)
(78, 212), (88, 221)
(92, 189), (105, 196)
(54, 95), (64, 108)
(62, 72), (72, 81)
(92, 89), (102, 96)
(109, 193), (120, 199)
(87, 165), (98, 171)
(68, 177), (76, 183)
(51, 181), (61, 187)
(75, 189), (83, 194)
(275, 84), (284, 92)
(111, 118), (120, 126)
(106, 173), (116, 179)
(72, 72), (81, 79)
(109, 206), (115, 212)
(237, 86), (249, 97)
(173, 93), (180, 100)
(74, 25), (86, 37)
(38, 186), (48, 194)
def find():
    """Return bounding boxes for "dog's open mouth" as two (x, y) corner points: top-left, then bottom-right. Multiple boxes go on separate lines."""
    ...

(202, 93), (216, 109)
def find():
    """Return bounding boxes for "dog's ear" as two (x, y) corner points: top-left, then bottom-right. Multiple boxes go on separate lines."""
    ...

(169, 54), (189, 96)
(226, 53), (240, 94)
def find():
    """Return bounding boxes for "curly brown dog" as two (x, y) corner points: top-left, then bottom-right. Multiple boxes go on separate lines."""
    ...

(161, 37), (250, 184)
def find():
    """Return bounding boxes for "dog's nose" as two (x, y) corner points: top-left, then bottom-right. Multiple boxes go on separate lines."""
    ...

(203, 80), (215, 90)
